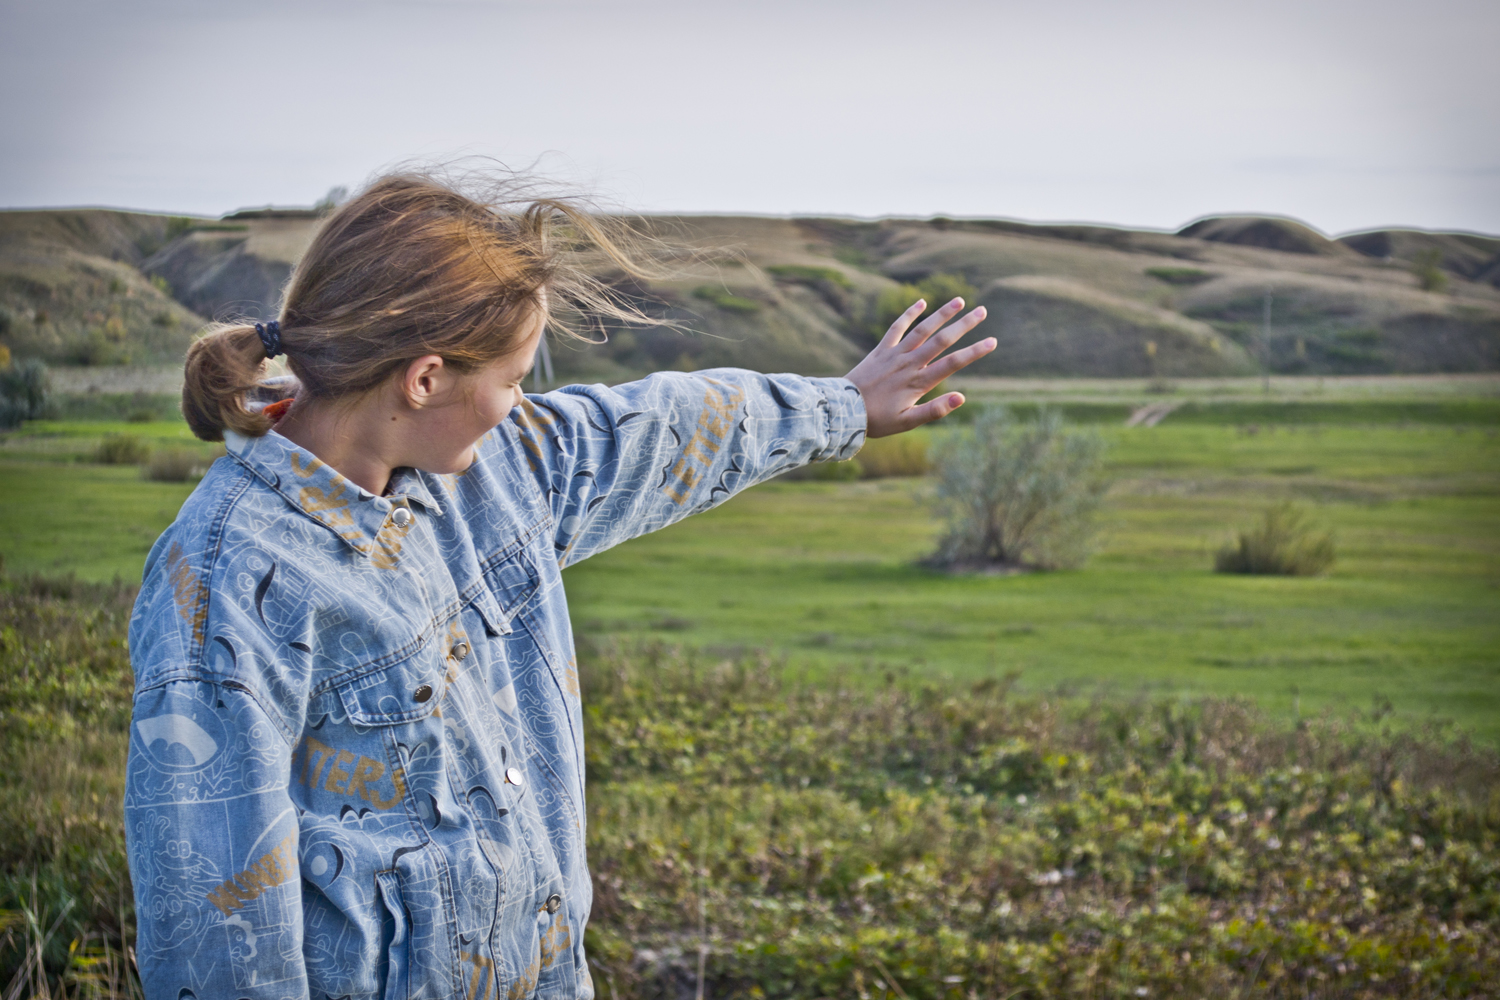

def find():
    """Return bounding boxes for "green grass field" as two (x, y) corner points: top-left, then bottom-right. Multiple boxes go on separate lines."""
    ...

(0, 421), (213, 580)
(564, 423), (1500, 740)
(2, 386), (1497, 739)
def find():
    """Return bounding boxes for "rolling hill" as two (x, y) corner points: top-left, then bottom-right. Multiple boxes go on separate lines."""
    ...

(2, 204), (1497, 382)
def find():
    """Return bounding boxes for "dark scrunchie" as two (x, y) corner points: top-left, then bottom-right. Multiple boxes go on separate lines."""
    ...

(255, 320), (283, 359)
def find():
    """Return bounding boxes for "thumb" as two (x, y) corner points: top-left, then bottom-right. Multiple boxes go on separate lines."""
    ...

(899, 391), (966, 432)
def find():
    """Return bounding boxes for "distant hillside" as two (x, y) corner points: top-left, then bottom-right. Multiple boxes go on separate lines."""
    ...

(0, 210), (205, 366)
(2, 205), (1497, 381)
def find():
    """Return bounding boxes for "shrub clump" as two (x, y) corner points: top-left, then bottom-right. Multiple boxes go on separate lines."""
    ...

(1146, 266), (1213, 285)
(91, 434), (150, 465)
(1216, 502), (1336, 576)
(1411, 248), (1449, 293)
(780, 435), (931, 481)
(765, 264), (852, 290)
(929, 407), (1108, 571)
(692, 285), (762, 314)
(143, 448), (212, 482)
(854, 433), (930, 478)
(871, 272), (978, 338)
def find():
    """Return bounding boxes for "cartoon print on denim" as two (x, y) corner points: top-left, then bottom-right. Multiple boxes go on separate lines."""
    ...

(126, 369), (865, 999)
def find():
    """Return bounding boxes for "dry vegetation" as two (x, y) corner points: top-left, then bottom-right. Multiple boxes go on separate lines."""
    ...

(1215, 503), (1337, 577)
(2, 583), (1496, 998)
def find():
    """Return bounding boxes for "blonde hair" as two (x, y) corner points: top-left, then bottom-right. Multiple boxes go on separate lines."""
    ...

(182, 171), (677, 441)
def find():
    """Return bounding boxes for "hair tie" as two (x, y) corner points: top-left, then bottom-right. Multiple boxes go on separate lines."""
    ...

(255, 320), (283, 359)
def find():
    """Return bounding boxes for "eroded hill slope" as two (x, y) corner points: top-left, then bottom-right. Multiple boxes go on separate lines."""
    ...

(2, 206), (1496, 380)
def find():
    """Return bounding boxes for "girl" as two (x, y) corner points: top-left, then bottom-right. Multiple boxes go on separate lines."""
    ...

(125, 173), (994, 1000)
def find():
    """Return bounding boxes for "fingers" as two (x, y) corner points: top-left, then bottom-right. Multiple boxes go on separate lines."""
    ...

(924, 336), (997, 382)
(880, 299), (927, 349)
(901, 297), (967, 353)
(915, 305), (987, 364)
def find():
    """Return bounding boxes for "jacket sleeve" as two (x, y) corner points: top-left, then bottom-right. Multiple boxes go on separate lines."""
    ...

(125, 536), (308, 1000)
(501, 369), (866, 567)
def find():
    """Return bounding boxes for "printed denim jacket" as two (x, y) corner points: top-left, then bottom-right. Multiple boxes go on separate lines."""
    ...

(124, 370), (866, 1000)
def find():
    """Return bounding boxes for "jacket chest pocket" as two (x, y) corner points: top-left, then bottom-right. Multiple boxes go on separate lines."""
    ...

(302, 639), (446, 820)
(331, 647), (449, 727)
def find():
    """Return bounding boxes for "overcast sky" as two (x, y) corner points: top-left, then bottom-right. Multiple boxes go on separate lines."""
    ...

(2, 0), (1496, 235)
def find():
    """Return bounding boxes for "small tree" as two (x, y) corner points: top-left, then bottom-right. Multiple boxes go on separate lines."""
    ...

(0, 358), (49, 429)
(928, 407), (1109, 571)
(1410, 248), (1448, 293)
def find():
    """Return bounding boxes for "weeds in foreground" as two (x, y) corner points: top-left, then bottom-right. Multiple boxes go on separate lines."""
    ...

(1216, 502), (1336, 576)
(2, 583), (1497, 997)
(583, 644), (1499, 999)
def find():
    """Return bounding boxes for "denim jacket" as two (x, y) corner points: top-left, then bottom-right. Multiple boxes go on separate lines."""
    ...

(124, 370), (866, 1000)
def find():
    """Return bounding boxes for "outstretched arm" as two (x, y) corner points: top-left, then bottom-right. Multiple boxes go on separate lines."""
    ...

(844, 297), (995, 437)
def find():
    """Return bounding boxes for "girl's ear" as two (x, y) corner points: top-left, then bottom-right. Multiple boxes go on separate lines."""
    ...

(402, 355), (451, 408)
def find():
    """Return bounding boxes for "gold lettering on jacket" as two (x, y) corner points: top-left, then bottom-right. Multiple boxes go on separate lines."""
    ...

(665, 381), (743, 504)
(205, 832), (298, 916)
(299, 736), (406, 809)
(461, 951), (495, 1000)
(163, 541), (208, 646)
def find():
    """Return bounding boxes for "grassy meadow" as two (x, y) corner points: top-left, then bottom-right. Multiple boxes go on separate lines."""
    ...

(1, 375), (1498, 997)
(566, 417), (1500, 740)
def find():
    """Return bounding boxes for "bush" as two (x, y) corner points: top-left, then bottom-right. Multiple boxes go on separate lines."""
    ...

(871, 272), (979, 338)
(1215, 502), (1335, 575)
(692, 285), (762, 314)
(855, 434), (930, 478)
(1411, 248), (1448, 293)
(780, 436), (931, 481)
(765, 264), (853, 290)
(91, 435), (150, 465)
(1146, 266), (1213, 285)
(143, 448), (212, 482)
(915, 271), (978, 308)
(779, 458), (861, 481)
(0, 359), (49, 429)
(929, 407), (1108, 570)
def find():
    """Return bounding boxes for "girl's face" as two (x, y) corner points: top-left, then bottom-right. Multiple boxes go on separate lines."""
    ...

(411, 307), (544, 474)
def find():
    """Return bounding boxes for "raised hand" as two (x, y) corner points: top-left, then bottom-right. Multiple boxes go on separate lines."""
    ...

(843, 297), (995, 438)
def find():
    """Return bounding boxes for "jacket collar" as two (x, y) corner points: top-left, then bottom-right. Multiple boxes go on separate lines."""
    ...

(224, 429), (444, 558)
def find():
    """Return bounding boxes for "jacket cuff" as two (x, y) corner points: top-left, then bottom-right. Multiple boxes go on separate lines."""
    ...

(810, 376), (868, 463)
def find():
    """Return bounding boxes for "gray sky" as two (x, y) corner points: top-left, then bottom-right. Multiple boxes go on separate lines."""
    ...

(3, 0), (1497, 235)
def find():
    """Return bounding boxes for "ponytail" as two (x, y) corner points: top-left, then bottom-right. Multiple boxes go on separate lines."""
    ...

(181, 323), (280, 441)
(178, 169), (696, 443)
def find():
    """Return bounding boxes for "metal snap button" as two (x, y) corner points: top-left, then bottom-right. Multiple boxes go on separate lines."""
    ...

(451, 641), (470, 661)
(505, 766), (524, 787)
(392, 507), (412, 528)
(412, 684), (433, 703)
(544, 893), (562, 914)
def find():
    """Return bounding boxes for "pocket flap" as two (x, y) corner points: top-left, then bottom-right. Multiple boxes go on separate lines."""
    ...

(334, 650), (445, 726)
(468, 587), (511, 637)
(482, 548), (542, 627)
